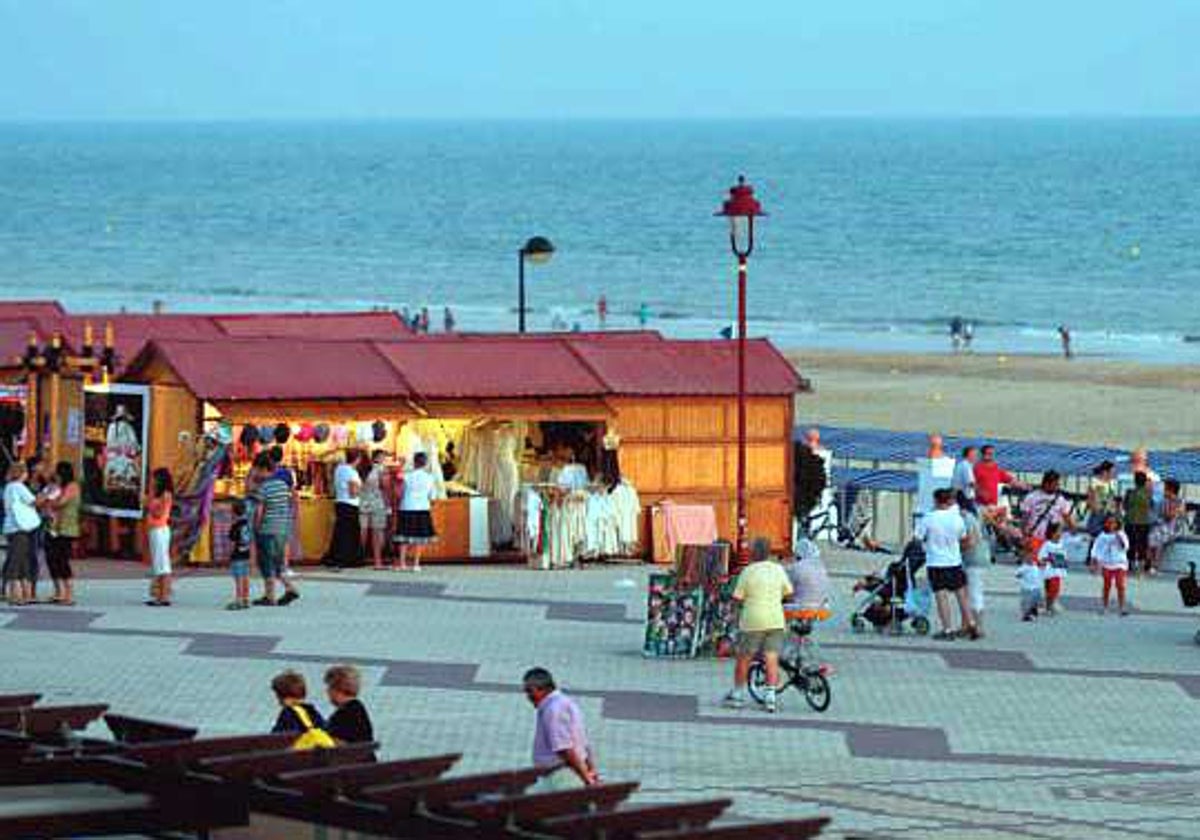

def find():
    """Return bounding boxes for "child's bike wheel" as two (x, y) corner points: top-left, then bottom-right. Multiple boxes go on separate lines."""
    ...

(746, 660), (769, 705)
(911, 616), (931, 636)
(804, 672), (832, 712)
(850, 614), (866, 633)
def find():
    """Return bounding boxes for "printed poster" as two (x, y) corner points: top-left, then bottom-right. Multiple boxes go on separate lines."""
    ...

(82, 384), (151, 518)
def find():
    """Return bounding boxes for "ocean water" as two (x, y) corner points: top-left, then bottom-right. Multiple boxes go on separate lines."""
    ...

(1, 119), (1198, 361)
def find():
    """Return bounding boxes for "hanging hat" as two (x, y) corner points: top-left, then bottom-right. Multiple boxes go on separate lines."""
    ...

(273, 422), (291, 444)
(331, 425), (349, 446)
(372, 420), (387, 443)
(313, 423), (330, 444)
(357, 422), (374, 445)
(258, 425), (275, 444)
(239, 425), (259, 448)
(296, 423), (315, 443)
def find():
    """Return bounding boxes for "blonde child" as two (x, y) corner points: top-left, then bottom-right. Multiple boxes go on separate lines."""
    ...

(324, 665), (375, 748)
(1091, 514), (1130, 616)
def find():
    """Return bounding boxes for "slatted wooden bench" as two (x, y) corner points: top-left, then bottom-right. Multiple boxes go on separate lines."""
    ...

(0, 693), (830, 838)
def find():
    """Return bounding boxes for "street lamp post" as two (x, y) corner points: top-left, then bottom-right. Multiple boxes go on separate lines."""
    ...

(716, 176), (766, 573)
(518, 236), (555, 333)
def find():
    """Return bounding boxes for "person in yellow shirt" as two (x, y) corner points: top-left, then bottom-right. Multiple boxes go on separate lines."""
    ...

(723, 540), (793, 713)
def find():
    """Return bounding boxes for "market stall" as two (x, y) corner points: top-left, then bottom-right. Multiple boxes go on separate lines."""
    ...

(120, 330), (804, 566)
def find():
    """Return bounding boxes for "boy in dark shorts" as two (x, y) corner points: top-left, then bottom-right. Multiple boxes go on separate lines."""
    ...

(226, 499), (252, 610)
(325, 664), (375, 751)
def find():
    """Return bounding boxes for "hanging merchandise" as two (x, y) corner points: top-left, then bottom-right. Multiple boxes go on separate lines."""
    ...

(313, 423), (331, 444)
(239, 425), (259, 449)
(331, 425), (349, 447)
(258, 425), (275, 445)
(273, 422), (291, 444)
(296, 423), (315, 443)
(372, 420), (387, 443)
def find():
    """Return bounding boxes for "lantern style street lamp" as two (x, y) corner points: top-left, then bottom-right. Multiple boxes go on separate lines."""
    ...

(715, 176), (766, 571)
(518, 236), (555, 333)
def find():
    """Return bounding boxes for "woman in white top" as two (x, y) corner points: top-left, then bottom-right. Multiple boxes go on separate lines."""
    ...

(358, 450), (390, 570)
(3, 462), (42, 606)
(394, 452), (437, 572)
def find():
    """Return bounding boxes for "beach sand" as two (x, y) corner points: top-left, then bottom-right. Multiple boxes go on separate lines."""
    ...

(787, 349), (1200, 451)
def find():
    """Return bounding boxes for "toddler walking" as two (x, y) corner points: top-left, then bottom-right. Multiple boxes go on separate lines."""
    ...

(1015, 554), (1044, 621)
(226, 499), (252, 610)
(1036, 522), (1068, 615)
(1091, 514), (1130, 616)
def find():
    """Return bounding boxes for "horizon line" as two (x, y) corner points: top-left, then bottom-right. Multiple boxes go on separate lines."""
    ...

(2, 112), (1200, 126)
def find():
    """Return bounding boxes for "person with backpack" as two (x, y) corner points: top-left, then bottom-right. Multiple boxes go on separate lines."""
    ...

(270, 670), (335, 750)
(1020, 471), (1076, 561)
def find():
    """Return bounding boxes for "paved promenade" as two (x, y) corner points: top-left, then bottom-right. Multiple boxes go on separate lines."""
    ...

(3, 550), (1200, 838)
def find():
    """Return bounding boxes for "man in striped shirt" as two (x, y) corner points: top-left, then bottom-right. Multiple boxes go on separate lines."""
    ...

(252, 453), (300, 607)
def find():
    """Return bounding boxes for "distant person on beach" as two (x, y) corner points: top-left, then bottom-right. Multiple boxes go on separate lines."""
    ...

(949, 317), (964, 353)
(596, 295), (608, 329)
(638, 302), (650, 328)
(1058, 325), (1073, 359)
(418, 307), (431, 334)
(962, 320), (975, 352)
(443, 306), (456, 333)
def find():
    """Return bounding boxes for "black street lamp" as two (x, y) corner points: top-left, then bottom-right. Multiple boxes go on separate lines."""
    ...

(518, 236), (555, 333)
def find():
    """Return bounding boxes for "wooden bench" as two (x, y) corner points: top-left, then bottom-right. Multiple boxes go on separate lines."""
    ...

(363, 767), (544, 815)
(539, 799), (732, 839)
(274, 753), (461, 797)
(103, 713), (198, 745)
(449, 781), (640, 827)
(0, 704), (109, 738)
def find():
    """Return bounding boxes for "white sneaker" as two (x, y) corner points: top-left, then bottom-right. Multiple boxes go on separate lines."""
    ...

(764, 690), (779, 714)
(721, 690), (747, 709)
(282, 567), (298, 578)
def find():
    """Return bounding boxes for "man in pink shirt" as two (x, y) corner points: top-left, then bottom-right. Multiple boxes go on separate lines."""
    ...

(524, 667), (598, 790)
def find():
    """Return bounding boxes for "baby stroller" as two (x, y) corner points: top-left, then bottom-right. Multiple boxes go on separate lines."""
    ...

(849, 539), (931, 635)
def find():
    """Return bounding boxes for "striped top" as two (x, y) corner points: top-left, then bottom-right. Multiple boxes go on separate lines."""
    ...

(254, 477), (292, 537)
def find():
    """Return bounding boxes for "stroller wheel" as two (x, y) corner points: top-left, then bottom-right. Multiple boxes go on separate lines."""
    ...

(911, 616), (931, 636)
(850, 614), (865, 633)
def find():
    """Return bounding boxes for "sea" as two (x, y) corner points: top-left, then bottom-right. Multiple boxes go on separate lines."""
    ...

(2, 118), (1199, 362)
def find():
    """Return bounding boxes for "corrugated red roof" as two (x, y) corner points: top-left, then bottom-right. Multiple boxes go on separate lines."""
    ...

(213, 311), (411, 340)
(0, 301), (68, 320)
(131, 339), (413, 402)
(568, 338), (804, 396)
(374, 339), (608, 399)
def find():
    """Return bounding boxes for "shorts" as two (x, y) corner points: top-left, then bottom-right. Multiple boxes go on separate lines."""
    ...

(256, 533), (285, 581)
(229, 558), (251, 579)
(3, 531), (35, 583)
(735, 629), (787, 658)
(148, 526), (172, 576)
(359, 508), (388, 532)
(964, 566), (985, 613)
(928, 566), (966, 593)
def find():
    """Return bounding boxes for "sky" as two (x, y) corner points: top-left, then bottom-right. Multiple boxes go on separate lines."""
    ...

(0, 0), (1197, 120)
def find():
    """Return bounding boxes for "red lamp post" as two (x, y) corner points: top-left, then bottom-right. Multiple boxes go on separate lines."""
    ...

(716, 175), (766, 573)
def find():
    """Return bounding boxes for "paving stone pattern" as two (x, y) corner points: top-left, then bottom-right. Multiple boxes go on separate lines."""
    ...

(3, 550), (1200, 838)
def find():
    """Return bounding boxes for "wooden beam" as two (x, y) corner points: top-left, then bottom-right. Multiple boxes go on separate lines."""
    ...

(103, 713), (198, 745)
(0, 704), (109, 737)
(363, 767), (543, 815)
(123, 733), (294, 768)
(274, 753), (461, 797)
(197, 742), (379, 782)
(0, 694), (40, 711)
(539, 798), (732, 839)
(450, 781), (640, 826)
(648, 817), (831, 839)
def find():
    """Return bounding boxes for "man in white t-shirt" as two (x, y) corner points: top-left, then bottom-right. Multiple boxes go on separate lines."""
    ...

(914, 488), (978, 640)
(328, 452), (363, 569)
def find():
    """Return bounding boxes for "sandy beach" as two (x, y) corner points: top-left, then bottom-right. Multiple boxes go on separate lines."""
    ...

(788, 349), (1200, 452)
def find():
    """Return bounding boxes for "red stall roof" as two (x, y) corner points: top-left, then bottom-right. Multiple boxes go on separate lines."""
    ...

(213, 311), (410, 340)
(568, 338), (805, 396)
(374, 339), (608, 399)
(129, 339), (413, 402)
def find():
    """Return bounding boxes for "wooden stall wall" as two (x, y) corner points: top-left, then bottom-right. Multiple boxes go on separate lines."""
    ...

(612, 396), (794, 556)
